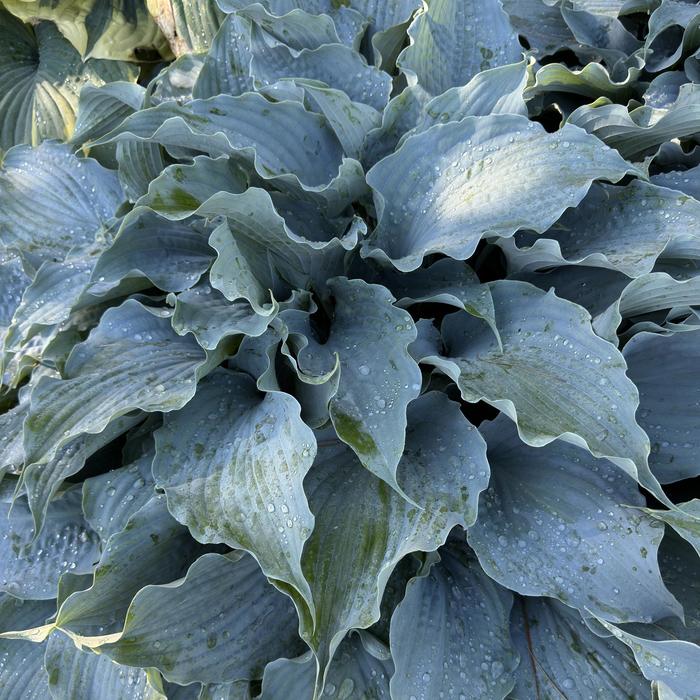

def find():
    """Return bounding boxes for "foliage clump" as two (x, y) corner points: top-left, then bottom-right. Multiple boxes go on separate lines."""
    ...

(0, 0), (699, 698)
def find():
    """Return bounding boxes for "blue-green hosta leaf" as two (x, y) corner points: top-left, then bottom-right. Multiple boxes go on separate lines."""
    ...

(499, 180), (700, 278)
(2, 260), (93, 380)
(442, 281), (665, 500)
(301, 84), (381, 161)
(398, 0), (522, 95)
(0, 253), (30, 337)
(137, 156), (249, 217)
(93, 93), (345, 191)
(364, 115), (641, 272)
(192, 13), (254, 100)
(82, 452), (157, 541)
(641, 501), (700, 557)
(300, 391), (490, 687)
(292, 277), (421, 495)
(568, 84), (700, 161)
(153, 368), (315, 602)
(595, 616), (700, 699)
(250, 35), (392, 111)
(624, 329), (700, 484)
(200, 190), (361, 299)
(501, 0), (576, 57)
(363, 59), (528, 170)
(374, 258), (498, 340)
(24, 300), (217, 466)
(116, 140), (167, 203)
(390, 541), (517, 700)
(23, 413), (142, 540)
(56, 495), (203, 636)
(528, 60), (643, 102)
(0, 595), (55, 634)
(0, 487), (99, 600)
(435, 280), (665, 497)
(88, 210), (214, 296)
(0, 10), (138, 151)
(0, 638), (49, 698)
(0, 142), (123, 262)
(411, 60), (529, 132)
(651, 163), (700, 200)
(45, 630), (166, 700)
(71, 82), (145, 146)
(147, 0), (223, 54)
(260, 631), (393, 700)
(470, 415), (680, 622)
(509, 596), (648, 699)
(239, 3), (356, 50)
(98, 552), (304, 685)
(644, 0), (700, 73)
(171, 282), (276, 349)
(0, 402), (28, 481)
(199, 681), (251, 700)
(560, 3), (642, 61)
(209, 221), (272, 315)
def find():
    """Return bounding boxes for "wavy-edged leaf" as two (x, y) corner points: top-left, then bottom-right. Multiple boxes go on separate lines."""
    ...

(171, 282), (275, 349)
(365, 115), (641, 271)
(435, 280), (665, 498)
(250, 36), (392, 111)
(88, 210), (214, 296)
(2, 261), (94, 370)
(82, 452), (157, 541)
(501, 0), (576, 57)
(198, 190), (359, 300)
(0, 487), (99, 600)
(56, 495), (203, 636)
(23, 414), (142, 539)
(98, 552), (304, 685)
(641, 501), (700, 557)
(45, 630), (166, 700)
(398, 0), (522, 95)
(568, 84), (700, 161)
(192, 12), (254, 99)
(509, 596), (648, 699)
(261, 631), (393, 700)
(499, 180), (700, 278)
(293, 277), (421, 495)
(624, 328), (700, 484)
(24, 300), (215, 466)
(375, 258), (499, 340)
(301, 84), (381, 161)
(0, 11), (139, 150)
(92, 93), (345, 191)
(0, 402), (28, 481)
(153, 368), (315, 602)
(0, 253), (30, 337)
(137, 156), (248, 217)
(469, 415), (680, 622)
(528, 60), (643, 102)
(651, 163), (700, 201)
(644, 0), (700, 73)
(300, 391), (490, 688)
(595, 616), (700, 699)
(390, 540), (517, 700)
(116, 140), (167, 203)
(71, 82), (145, 146)
(0, 142), (123, 262)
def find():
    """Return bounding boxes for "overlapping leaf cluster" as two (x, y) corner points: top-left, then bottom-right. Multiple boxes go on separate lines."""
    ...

(1, 0), (700, 698)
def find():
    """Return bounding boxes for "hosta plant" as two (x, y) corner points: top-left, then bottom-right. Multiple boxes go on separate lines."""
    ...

(1, 0), (700, 698)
